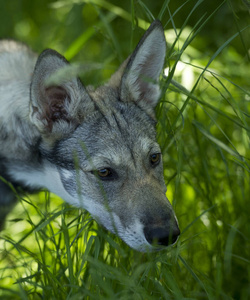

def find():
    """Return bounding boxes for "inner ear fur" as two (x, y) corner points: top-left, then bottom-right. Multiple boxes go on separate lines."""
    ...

(115, 20), (166, 115)
(30, 49), (94, 137)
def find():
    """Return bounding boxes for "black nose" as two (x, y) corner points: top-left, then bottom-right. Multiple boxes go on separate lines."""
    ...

(144, 225), (180, 246)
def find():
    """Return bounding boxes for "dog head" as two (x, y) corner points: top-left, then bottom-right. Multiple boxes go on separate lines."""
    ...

(30, 20), (180, 251)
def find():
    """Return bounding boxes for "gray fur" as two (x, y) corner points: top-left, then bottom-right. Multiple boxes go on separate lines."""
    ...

(0, 21), (180, 251)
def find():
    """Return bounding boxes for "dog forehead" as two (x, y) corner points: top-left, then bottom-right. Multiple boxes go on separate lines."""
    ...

(89, 103), (156, 145)
(83, 106), (159, 166)
(51, 101), (158, 167)
(91, 136), (160, 167)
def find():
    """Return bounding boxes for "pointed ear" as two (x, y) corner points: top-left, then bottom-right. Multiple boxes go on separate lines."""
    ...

(120, 20), (166, 114)
(30, 49), (94, 137)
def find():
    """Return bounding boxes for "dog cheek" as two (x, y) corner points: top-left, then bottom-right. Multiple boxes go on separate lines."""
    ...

(59, 169), (78, 198)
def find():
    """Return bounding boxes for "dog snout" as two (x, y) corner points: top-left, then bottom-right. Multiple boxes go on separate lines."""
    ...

(143, 222), (180, 246)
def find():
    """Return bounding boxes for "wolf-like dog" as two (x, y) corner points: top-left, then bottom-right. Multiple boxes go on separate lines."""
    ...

(0, 20), (180, 251)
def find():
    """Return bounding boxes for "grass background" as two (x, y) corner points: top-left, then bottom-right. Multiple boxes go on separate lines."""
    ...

(0, 0), (249, 299)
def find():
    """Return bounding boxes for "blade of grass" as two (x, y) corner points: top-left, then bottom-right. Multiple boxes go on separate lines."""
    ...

(193, 120), (244, 160)
(179, 255), (212, 299)
(181, 205), (216, 235)
(62, 216), (74, 286)
(166, 24), (249, 134)
(169, 81), (249, 132)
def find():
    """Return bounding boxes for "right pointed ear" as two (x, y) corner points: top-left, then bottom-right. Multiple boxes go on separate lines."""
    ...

(30, 49), (94, 136)
(120, 20), (166, 115)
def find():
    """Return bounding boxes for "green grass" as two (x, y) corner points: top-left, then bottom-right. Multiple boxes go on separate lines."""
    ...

(0, 0), (249, 299)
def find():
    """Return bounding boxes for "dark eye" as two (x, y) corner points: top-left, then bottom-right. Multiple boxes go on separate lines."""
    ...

(98, 168), (111, 178)
(92, 168), (117, 181)
(150, 153), (161, 166)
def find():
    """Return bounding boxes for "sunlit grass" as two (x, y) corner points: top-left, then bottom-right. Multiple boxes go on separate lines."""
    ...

(0, 0), (249, 299)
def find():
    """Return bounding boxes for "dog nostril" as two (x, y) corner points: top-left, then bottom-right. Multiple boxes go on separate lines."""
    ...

(144, 226), (180, 246)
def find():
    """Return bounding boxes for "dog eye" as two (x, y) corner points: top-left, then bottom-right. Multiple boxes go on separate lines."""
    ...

(150, 153), (161, 166)
(98, 168), (111, 178)
(92, 168), (117, 181)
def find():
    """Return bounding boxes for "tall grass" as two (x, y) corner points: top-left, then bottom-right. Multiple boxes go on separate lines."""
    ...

(0, 0), (249, 299)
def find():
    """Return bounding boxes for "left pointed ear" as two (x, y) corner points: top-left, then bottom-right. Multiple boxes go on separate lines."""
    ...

(120, 20), (166, 113)
(30, 49), (94, 138)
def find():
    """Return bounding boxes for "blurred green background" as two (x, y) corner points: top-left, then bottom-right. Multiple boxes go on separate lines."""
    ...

(0, 0), (249, 299)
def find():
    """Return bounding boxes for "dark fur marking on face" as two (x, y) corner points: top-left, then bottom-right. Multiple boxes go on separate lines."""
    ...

(92, 101), (113, 130)
(40, 142), (75, 170)
(0, 126), (8, 140)
(112, 112), (123, 134)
